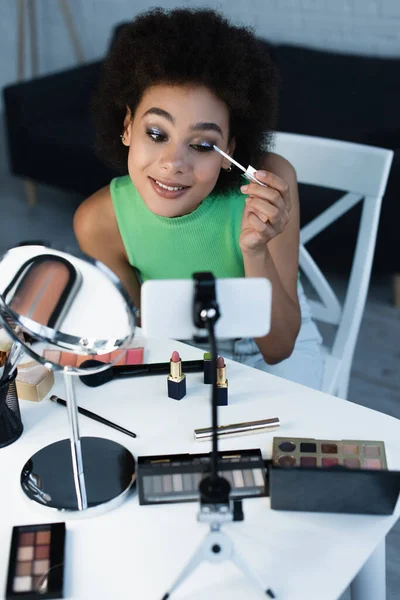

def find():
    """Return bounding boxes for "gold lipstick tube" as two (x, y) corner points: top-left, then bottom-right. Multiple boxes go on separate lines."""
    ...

(216, 364), (227, 387)
(167, 358), (186, 400)
(169, 358), (185, 382)
(194, 417), (280, 441)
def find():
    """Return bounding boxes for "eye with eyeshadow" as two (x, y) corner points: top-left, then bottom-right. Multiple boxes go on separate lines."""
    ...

(145, 128), (215, 153)
(146, 127), (166, 143)
(190, 142), (214, 153)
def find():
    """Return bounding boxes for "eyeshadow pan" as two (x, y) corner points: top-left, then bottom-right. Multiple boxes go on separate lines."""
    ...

(33, 559), (50, 575)
(300, 456), (317, 467)
(300, 442), (316, 453)
(43, 350), (61, 363)
(13, 575), (32, 592)
(92, 352), (110, 363)
(183, 473), (193, 492)
(243, 469), (254, 487)
(232, 469), (244, 487)
(16, 561), (32, 576)
(344, 458), (360, 468)
(252, 469), (265, 487)
(172, 473), (183, 492)
(278, 455), (296, 467)
(126, 347), (144, 365)
(35, 544), (50, 559)
(343, 444), (359, 455)
(59, 352), (77, 367)
(163, 474), (173, 493)
(152, 476), (162, 494)
(321, 443), (337, 454)
(364, 458), (382, 470)
(322, 458), (339, 467)
(143, 476), (152, 495)
(17, 545), (34, 561)
(36, 530), (51, 545)
(278, 441), (296, 452)
(364, 445), (381, 458)
(20, 532), (35, 546)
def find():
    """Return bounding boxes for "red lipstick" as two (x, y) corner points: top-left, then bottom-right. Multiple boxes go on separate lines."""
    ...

(216, 356), (228, 406)
(167, 350), (186, 400)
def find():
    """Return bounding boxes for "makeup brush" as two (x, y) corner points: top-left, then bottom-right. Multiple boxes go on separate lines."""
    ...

(78, 358), (204, 387)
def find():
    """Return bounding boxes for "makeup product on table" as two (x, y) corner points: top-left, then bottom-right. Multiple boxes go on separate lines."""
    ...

(5, 522), (65, 599)
(272, 436), (388, 470)
(194, 417), (280, 441)
(50, 395), (137, 438)
(43, 346), (145, 369)
(16, 363), (54, 402)
(265, 436), (400, 515)
(212, 145), (269, 187)
(78, 357), (204, 388)
(137, 448), (267, 505)
(203, 352), (212, 384)
(216, 356), (228, 406)
(167, 351), (186, 400)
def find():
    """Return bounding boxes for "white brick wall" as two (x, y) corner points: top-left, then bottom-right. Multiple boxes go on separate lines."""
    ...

(1, 0), (399, 104)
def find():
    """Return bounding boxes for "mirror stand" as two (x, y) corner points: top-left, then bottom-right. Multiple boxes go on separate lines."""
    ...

(19, 359), (137, 518)
(0, 244), (137, 518)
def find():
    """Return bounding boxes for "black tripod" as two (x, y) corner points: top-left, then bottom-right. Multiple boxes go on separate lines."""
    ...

(161, 273), (275, 599)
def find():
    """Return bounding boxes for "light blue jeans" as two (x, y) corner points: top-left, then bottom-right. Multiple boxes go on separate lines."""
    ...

(190, 281), (325, 391)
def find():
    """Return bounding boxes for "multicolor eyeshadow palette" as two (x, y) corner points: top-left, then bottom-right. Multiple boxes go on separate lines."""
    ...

(6, 522), (65, 599)
(265, 437), (400, 515)
(137, 449), (267, 505)
(42, 347), (144, 367)
(272, 437), (387, 470)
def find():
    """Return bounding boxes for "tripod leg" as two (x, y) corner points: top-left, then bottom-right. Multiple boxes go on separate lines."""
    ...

(161, 535), (211, 600)
(230, 536), (275, 597)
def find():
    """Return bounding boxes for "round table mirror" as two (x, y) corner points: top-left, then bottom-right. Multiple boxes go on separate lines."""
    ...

(0, 244), (137, 516)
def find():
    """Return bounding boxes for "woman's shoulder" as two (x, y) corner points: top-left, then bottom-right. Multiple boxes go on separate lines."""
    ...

(261, 151), (296, 180)
(73, 184), (122, 256)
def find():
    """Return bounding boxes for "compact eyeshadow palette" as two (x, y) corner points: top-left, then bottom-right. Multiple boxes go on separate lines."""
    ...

(272, 437), (387, 470)
(137, 449), (267, 505)
(266, 437), (400, 515)
(42, 347), (144, 367)
(6, 522), (65, 599)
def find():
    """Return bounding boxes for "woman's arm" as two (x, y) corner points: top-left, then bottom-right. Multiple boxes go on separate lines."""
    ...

(73, 186), (142, 309)
(240, 152), (301, 364)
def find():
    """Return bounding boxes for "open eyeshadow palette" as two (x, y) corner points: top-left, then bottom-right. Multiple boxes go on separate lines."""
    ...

(272, 437), (387, 470)
(6, 522), (65, 599)
(267, 437), (400, 515)
(137, 448), (267, 505)
(42, 347), (144, 367)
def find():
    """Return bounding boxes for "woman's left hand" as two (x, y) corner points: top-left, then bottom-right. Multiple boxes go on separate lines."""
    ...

(239, 170), (292, 255)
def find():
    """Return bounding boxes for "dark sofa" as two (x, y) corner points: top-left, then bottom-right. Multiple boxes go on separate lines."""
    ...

(3, 25), (400, 288)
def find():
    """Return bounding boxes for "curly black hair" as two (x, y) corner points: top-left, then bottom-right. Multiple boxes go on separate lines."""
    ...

(93, 7), (280, 195)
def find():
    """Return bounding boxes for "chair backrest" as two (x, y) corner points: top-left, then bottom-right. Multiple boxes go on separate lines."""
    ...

(273, 132), (393, 397)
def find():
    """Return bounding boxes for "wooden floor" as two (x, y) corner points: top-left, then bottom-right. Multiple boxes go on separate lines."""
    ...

(0, 160), (399, 598)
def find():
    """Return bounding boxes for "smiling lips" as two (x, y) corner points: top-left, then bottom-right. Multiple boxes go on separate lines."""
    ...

(149, 176), (191, 199)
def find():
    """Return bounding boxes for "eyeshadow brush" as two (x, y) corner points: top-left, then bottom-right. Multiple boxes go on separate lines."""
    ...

(78, 358), (204, 387)
(50, 394), (137, 438)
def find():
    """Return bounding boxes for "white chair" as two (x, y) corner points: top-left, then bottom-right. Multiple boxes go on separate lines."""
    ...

(273, 132), (393, 399)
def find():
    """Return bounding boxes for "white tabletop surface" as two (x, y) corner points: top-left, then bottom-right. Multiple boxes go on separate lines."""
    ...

(1, 330), (400, 600)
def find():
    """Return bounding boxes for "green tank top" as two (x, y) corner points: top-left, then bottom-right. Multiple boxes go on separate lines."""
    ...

(110, 175), (245, 282)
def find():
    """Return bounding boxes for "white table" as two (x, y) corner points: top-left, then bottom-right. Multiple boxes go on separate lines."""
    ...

(1, 331), (399, 600)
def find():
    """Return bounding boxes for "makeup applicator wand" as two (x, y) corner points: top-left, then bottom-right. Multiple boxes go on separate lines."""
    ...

(78, 358), (204, 387)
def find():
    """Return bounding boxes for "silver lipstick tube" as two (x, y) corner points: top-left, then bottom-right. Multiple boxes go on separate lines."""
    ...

(194, 417), (280, 441)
